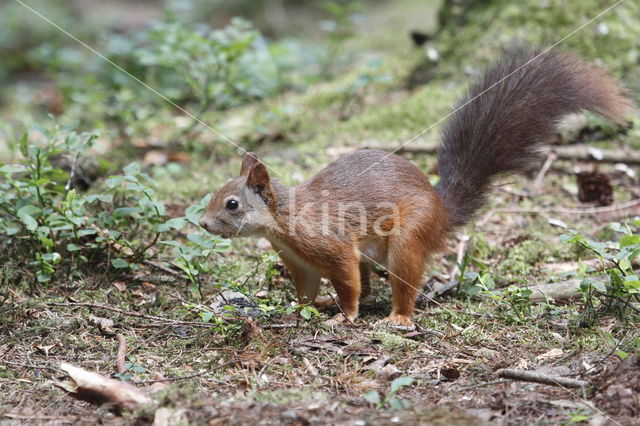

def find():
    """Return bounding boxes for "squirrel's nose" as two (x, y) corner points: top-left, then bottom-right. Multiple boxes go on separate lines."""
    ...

(199, 219), (208, 231)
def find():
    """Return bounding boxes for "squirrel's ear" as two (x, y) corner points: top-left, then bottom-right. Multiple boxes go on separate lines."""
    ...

(240, 152), (260, 176)
(246, 161), (270, 193)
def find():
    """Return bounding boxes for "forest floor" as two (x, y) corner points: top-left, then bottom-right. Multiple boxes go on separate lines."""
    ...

(1, 0), (640, 424)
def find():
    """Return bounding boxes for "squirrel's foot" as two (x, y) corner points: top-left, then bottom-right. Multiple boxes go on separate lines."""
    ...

(313, 295), (338, 309)
(325, 312), (356, 326)
(379, 313), (415, 330)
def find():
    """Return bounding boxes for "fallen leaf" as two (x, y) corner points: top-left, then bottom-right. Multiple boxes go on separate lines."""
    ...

(536, 348), (564, 363)
(144, 150), (169, 166)
(154, 407), (188, 426)
(168, 152), (191, 163)
(36, 344), (55, 357)
(362, 355), (390, 371)
(55, 362), (151, 411)
(113, 282), (127, 292)
(376, 364), (401, 381)
(88, 315), (115, 336)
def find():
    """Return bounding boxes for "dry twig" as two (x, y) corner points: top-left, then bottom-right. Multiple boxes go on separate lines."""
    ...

(47, 302), (213, 328)
(497, 368), (588, 388)
(115, 334), (127, 374)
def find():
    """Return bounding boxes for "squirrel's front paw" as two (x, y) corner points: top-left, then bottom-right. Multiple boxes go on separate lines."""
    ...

(325, 312), (356, 326)
(313, 295), (338, 309)
(379, 313), (415, 330)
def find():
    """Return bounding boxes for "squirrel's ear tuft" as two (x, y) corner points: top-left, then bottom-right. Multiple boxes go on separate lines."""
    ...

(246, 161), (270, 193)
(240, 152), (260, 176)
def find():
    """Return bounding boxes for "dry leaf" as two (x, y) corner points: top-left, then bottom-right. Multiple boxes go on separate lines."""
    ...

(36, 344), (55, 357)
(113, 281), (127, 292)
(536, 348), (564, 363)
(168, 152), (191, 163)
(144, 150), (169, 166)
(376, 364), (401, 381)
(88, 315), (116, 335)
(55, 362), (151, 411)
(154, 407), (188, 426)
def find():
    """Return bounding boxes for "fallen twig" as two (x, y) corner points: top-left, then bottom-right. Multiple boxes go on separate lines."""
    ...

(533, 151), (557, 192)
(262, 323), (298, 329)
(142, 260), (185, 279)
(364, 140), (640, 165)
(47, 302), (213, 328)
(494, 280), (582, 302)
(459, 379), (511, 390)
(479, 198), (640, 227)
(448, 234), (469, 282)
(115, 334), (126, 374)
(497, 368), (588, 388)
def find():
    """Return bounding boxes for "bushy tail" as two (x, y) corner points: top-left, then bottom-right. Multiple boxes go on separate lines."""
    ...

(435, 47), (632, 228)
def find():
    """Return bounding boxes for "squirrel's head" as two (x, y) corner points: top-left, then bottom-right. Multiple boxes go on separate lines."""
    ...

(200, 152), (276, 238)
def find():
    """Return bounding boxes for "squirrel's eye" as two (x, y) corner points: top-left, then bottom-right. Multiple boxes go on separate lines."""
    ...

(225, 199), (239, 210)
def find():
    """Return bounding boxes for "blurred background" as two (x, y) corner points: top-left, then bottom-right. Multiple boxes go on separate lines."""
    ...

(2, 0), (638, 166)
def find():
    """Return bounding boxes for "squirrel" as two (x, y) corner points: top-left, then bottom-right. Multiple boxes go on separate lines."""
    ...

(200, 47), (632, 327)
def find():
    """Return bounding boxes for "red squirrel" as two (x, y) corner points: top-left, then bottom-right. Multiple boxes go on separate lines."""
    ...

(200, 48), (632, 327)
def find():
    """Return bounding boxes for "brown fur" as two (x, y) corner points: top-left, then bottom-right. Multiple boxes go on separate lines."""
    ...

(200, 48), (633, 327)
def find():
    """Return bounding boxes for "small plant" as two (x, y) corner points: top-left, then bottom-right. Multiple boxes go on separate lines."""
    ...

(457, 255), (533, 321)
(115, 358), (148, 381)
(363, 376), (415, 410)
(300, 305), (320, 321)
(0, 123), (229, 288)
(561, 222), (640, 324)
(138, 18), (274, 139)
(161, 195), (231, 299)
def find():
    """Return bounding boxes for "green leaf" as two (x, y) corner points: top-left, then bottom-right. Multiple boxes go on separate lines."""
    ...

(67, 243), (82, 252)
(41, 252), (61, 264)
(123, 163), (141, 176)
(113, 207), (139, 217)
(17, 206), (40, 231)
(105, 176), (126, 189)
(0, 164), (27, 175)
(387, 397), (405, 410)
(619, 235), (640, 248)
(111, 258), (130, 269)
(300, 305), (318, 320)
(363, 390), (381, 405)
(86, 193), (113, 203)
(130, 365), (147, 373)
(200, 311), (214, 323)
(165, 217), (188, 230)
(580, 279), (607, 293)
(390, 376), (414, 393)
(609, 222), (629, 235)
(615, 350), (629, 360)
(568, 415), (590, 424)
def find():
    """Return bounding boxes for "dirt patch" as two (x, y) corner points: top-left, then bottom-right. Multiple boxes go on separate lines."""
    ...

(592, 354), (640, 422)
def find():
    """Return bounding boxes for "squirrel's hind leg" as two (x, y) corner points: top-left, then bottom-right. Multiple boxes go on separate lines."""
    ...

(384, 232), (429, 328)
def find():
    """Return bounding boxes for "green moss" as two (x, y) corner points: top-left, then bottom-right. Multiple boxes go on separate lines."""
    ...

(372, 330), (420, 352)
(495, 237), (549, 281)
